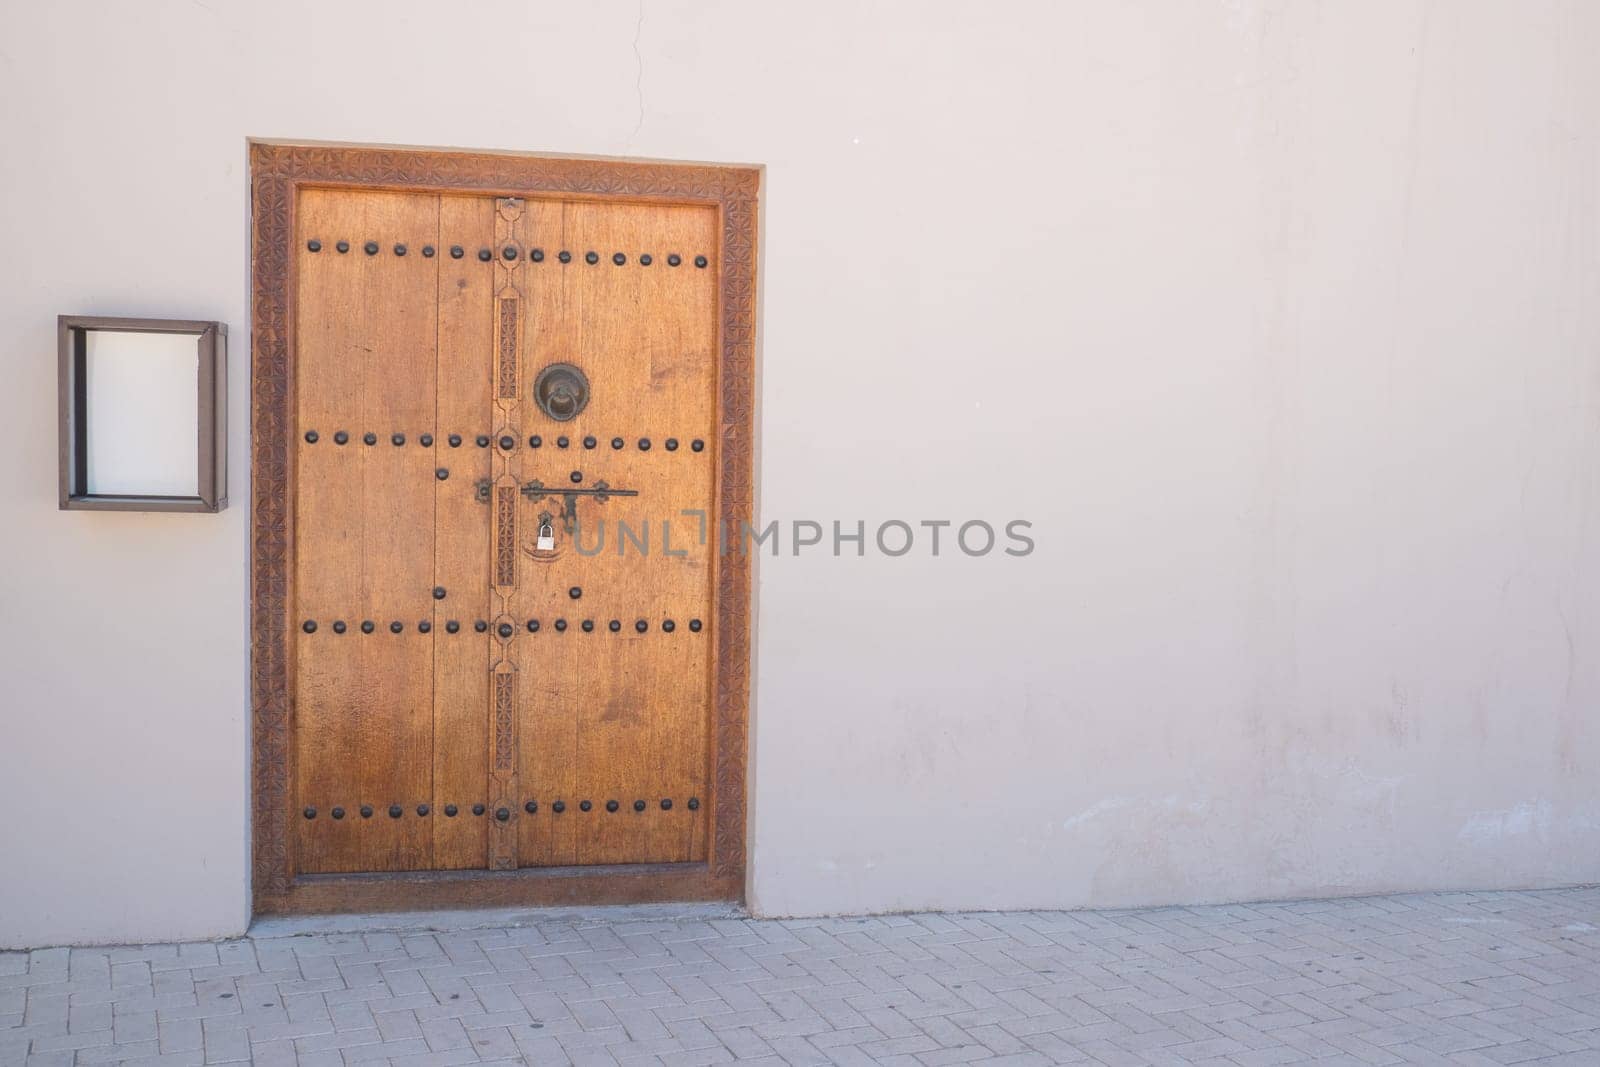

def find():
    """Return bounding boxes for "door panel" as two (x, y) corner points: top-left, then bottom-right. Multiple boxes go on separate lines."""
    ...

(510, 199), (718, 867)
(291, 187), (720, 877)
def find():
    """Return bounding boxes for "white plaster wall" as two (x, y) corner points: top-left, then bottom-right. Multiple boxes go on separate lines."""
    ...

(1, 0), (1597, 946)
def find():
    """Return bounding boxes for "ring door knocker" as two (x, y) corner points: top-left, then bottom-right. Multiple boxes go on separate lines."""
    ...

(533, 363), (589, 421)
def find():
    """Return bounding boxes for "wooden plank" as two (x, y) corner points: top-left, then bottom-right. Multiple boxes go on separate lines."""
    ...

(640, 201), (719, 864)
(431, 195), (496, 869)
(514, 197), (579, 868)
(293, 187), (374, 875)
(294, 189), (439, 873)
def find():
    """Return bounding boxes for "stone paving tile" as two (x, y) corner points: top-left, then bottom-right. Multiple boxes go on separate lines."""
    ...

(4, 888), (1600, 1064)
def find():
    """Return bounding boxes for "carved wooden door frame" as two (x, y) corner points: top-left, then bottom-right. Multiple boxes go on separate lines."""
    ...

(248, 140), (758, 914)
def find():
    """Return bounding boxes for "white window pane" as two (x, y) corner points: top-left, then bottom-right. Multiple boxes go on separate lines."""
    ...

(85, 331), (199, 497)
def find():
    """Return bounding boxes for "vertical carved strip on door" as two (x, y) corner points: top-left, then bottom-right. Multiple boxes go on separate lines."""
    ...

(487, 196), (525, 869)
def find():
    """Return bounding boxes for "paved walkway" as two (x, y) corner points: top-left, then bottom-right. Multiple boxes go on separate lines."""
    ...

(3, 888), (1599, 1066)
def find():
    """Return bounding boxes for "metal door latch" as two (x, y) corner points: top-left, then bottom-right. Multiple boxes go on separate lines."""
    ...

(520, 478), (639, 533)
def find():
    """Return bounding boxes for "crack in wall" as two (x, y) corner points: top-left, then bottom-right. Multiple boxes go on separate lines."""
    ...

(627, 0), (646, 147)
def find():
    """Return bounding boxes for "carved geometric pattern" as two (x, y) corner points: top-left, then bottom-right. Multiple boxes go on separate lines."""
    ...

(497, 298), (518, 399)
(495, 485), (517, 588)
(711, 183), (758, 880)
(494, 671), (514, 771)
(487, 197), (524, 878)
(250, 141), (756, 914)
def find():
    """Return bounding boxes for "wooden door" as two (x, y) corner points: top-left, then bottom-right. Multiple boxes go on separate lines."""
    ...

(253, 145), (756, 912)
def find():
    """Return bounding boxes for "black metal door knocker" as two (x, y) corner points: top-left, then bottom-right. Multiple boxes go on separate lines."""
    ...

(533, 362), (589, 421)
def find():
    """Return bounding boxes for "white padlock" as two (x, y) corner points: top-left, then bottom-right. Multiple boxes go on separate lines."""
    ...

(535, 522), (555, 551)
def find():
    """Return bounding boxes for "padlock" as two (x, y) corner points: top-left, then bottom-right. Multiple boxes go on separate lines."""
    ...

(536, 522), (555, 551)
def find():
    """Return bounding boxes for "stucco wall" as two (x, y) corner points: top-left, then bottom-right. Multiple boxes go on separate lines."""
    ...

(2, 0), (1597, 947)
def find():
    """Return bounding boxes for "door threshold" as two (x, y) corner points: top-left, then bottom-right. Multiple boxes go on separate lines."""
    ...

(249, 898), (745, 939)
(257, 861), (742, 916)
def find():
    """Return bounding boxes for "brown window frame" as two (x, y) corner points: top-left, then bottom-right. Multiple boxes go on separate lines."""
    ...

(58, 315), (228, 513)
